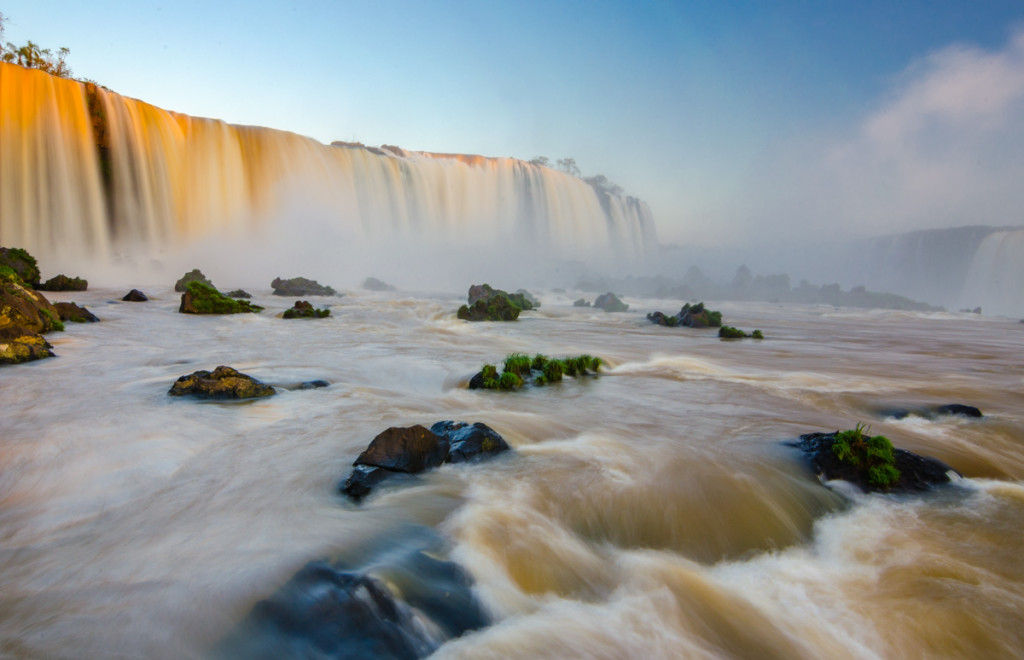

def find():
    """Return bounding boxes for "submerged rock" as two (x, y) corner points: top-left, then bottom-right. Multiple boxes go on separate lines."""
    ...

(179, 281), (263, 314)
(220, 539), (489, 659)
(878, 403), (983, 420)
(122, 289), (148, 302)
(282, 300), (330, 319)
(593, 292), (628, 313)
(38, 274), (88, 291)
(792, 430), (960, 494)
(0, 247), (41, 288)
(174, 268), (214, 292)
(271, 276), (338, 297)
(168, 365), (276, 399)
(339, 421), (511, 501)
(363, 276), (396, 291)
(54, 302), (99, 323)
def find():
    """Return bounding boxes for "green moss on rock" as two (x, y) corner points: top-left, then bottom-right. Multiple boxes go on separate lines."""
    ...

(0, 247), (41, 288)
(179, 281), (264, 315)
(282, 300), (330, 319)
(832, 423), (901, 488)
(168, 365), (276, 399)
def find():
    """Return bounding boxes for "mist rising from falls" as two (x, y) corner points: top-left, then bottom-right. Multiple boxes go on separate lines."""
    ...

(0, 63), (657, 288)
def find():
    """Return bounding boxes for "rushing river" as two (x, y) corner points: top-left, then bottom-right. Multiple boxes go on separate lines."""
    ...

(1, 286), (1022, 659)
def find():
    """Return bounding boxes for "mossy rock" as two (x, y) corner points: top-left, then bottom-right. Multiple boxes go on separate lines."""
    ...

(469, 353), (602, 391)
(226, 289), (252, 299)
(271, 276), (337, 297)
(593, 292), (628, 313)
(0, 326), (54, 365)
(179, 281), (264, 314)
(55, 302), (99, 323)
(0, 247), (41, 288)
(38, 274), (88, 291)
(282, 300), (330, 319)
(573, 298), (591, 307)
(168, 365), (276, 399)
(1, 267), (62, 334)
(175, 268), (215, 292)
(678, 302), (722, 328)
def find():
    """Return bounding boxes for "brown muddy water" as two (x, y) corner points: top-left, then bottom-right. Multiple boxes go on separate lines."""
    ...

(1, 288), (1022, 659)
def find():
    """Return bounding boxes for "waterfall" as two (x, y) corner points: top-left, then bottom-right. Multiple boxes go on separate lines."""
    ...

(0, 62), (657, 280)
(962, 228), (1024, 316)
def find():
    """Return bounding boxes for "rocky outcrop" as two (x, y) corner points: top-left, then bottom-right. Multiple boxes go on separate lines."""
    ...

(363, 277), (396, 291)
(792, 430), (960, 494)
(179, 282), (263, 314)
(122, 289), (148, 302)
(339, 421), (511, 501)
(593, 292), (628, 313)
(0, 247), (41, 288)
(168, 365), (276, 399)
(646, 302), (723, 328)
(271, 276), (338, 297)
(282, 300), (330, 319)
(38, 274), (88, 291)
(54, 302), (99, 323)
(225, 289), (252, 299)
(457, 283), (532, 321)
(573, 298), (591, 307)
(0, 327), (53, 364)
(515, 288), (541, 308)
(1, 267), (61, 365)
(174, 268), (214, 292)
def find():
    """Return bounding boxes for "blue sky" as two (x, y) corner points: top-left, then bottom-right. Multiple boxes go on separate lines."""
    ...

(5, 1), (1024, 247)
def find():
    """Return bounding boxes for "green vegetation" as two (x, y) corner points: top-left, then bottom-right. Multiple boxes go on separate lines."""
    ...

(832, 423), (901, 488)
(0, 247), (40, 287)
(179, 281), (264, 314)
(751, 329), (764, 339)
(1, 13), (73, 78)
(474, 352), (601, 391)
(718, 326), (747, 339)
(40, 308), (64, 332)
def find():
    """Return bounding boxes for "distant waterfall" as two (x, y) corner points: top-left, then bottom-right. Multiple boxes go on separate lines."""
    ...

(0, 63), (657, 273)
(962, 228), (1024, 316)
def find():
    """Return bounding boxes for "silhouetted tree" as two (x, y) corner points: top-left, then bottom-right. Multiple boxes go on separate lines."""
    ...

(529, 156), (550, 167)
(556, 158), (580, 177)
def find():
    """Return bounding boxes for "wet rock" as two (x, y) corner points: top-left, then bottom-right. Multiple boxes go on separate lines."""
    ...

(38, 274), (88, 291)
(122, 289), (148, 302)
(792, 431), (960, 494)
(677, 302), (721, 328)
(179, 281), (263, 314)
(719, 326), (762, 339)
(363, 277), (396, 291)
(54, 302), (99, 323)
(0, 325), (54, 365)
(646, 310), (678, 326)
(0, 247), (41, 288)
(299, 379), (330, 389)
(226, 289), (251, 299)
(282, 300), (330, 319)
(934, 404), (983, 418)
(878, 404), (983, 420)
(515, 288), (541, 309)
(1, 267), (62, 335)
(221, 541), (488, 659)
(457, 283), (528, 321)
(573, 298), (591, 307)
(340, 421), (511, 501)
(168, 365), (276, 399)
(174, 268), (214, 292)
(271, 276), (338, 297)
(593, 292), (628, 313)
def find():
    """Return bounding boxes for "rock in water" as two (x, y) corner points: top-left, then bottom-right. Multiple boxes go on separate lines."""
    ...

(168, 366), (276, 399)
(0, 247), (41, 288)
(38, 274), (88, 291)
(282, 300), (330, 319)
(179, 281), (263, 314)
(593, 292), (628, 312)
(340, 421), (511, 501)
(271, 276), (338, 297)
(174, 268), (214, 292)
(54, 302), (99, 323)
(122, 289), (148, 302)
(457, 283), (529, 321)
(225, 289), (251, 299)
(363, 277), (396, 291)
(934, 404), (983, 418)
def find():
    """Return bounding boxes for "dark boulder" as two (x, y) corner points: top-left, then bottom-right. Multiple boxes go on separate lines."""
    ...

(792, 431), (960, 494)
(38, 274), (88, 291)
(0, 247), (41, 288)
(271, 276), (338, 297)
(299, 379), (330, 389)
(646, 311), (678, 327)
(282, 300), (330, 319)
(573, 298), (591, 307)
(593, 292), (628, 313)
(179, 281), (263, 314)
(340, 421), (511, 501)
(935, 404), (983, 418)
(677, 302), (721, 328)
(363, 277), (396, 291)
(878, 404), (983, 420)
(122, 289), (148, 302)
(174, 268), (214, 292)
(168, 365), (276, 399)
(54, 302), (99, 323)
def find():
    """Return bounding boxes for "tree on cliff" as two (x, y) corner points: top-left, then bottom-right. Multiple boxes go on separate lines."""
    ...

(0, 13), (73, 78)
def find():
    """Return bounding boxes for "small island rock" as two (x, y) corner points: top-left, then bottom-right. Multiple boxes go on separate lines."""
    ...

(168, 365), (276, 399)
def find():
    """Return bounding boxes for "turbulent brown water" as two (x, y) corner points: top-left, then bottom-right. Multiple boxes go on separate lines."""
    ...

(1, 288), (1022, 659)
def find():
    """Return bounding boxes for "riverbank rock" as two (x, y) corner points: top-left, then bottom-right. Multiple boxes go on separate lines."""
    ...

(282, 300), (330, 319)
(38, 274), (88, 291)
(221, 541), (489, 659)
(168, 365), (276, 399)
(1, 267), (62, 334)
(174, 268), (214, 292)
(363, 276), (396, 291)
(457, 283), (531, 321)
(0, 326), (54, 364)
(0, 247), (41, 288)
(792, 431), (960, 494)
(271, 276), (338, 297)
(179, 281), (264, 314)
(593, 292), (628, 312)
(54, 302), (99, 323)
(122, 289), (148, 302)
(339, 421), (511, 501)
